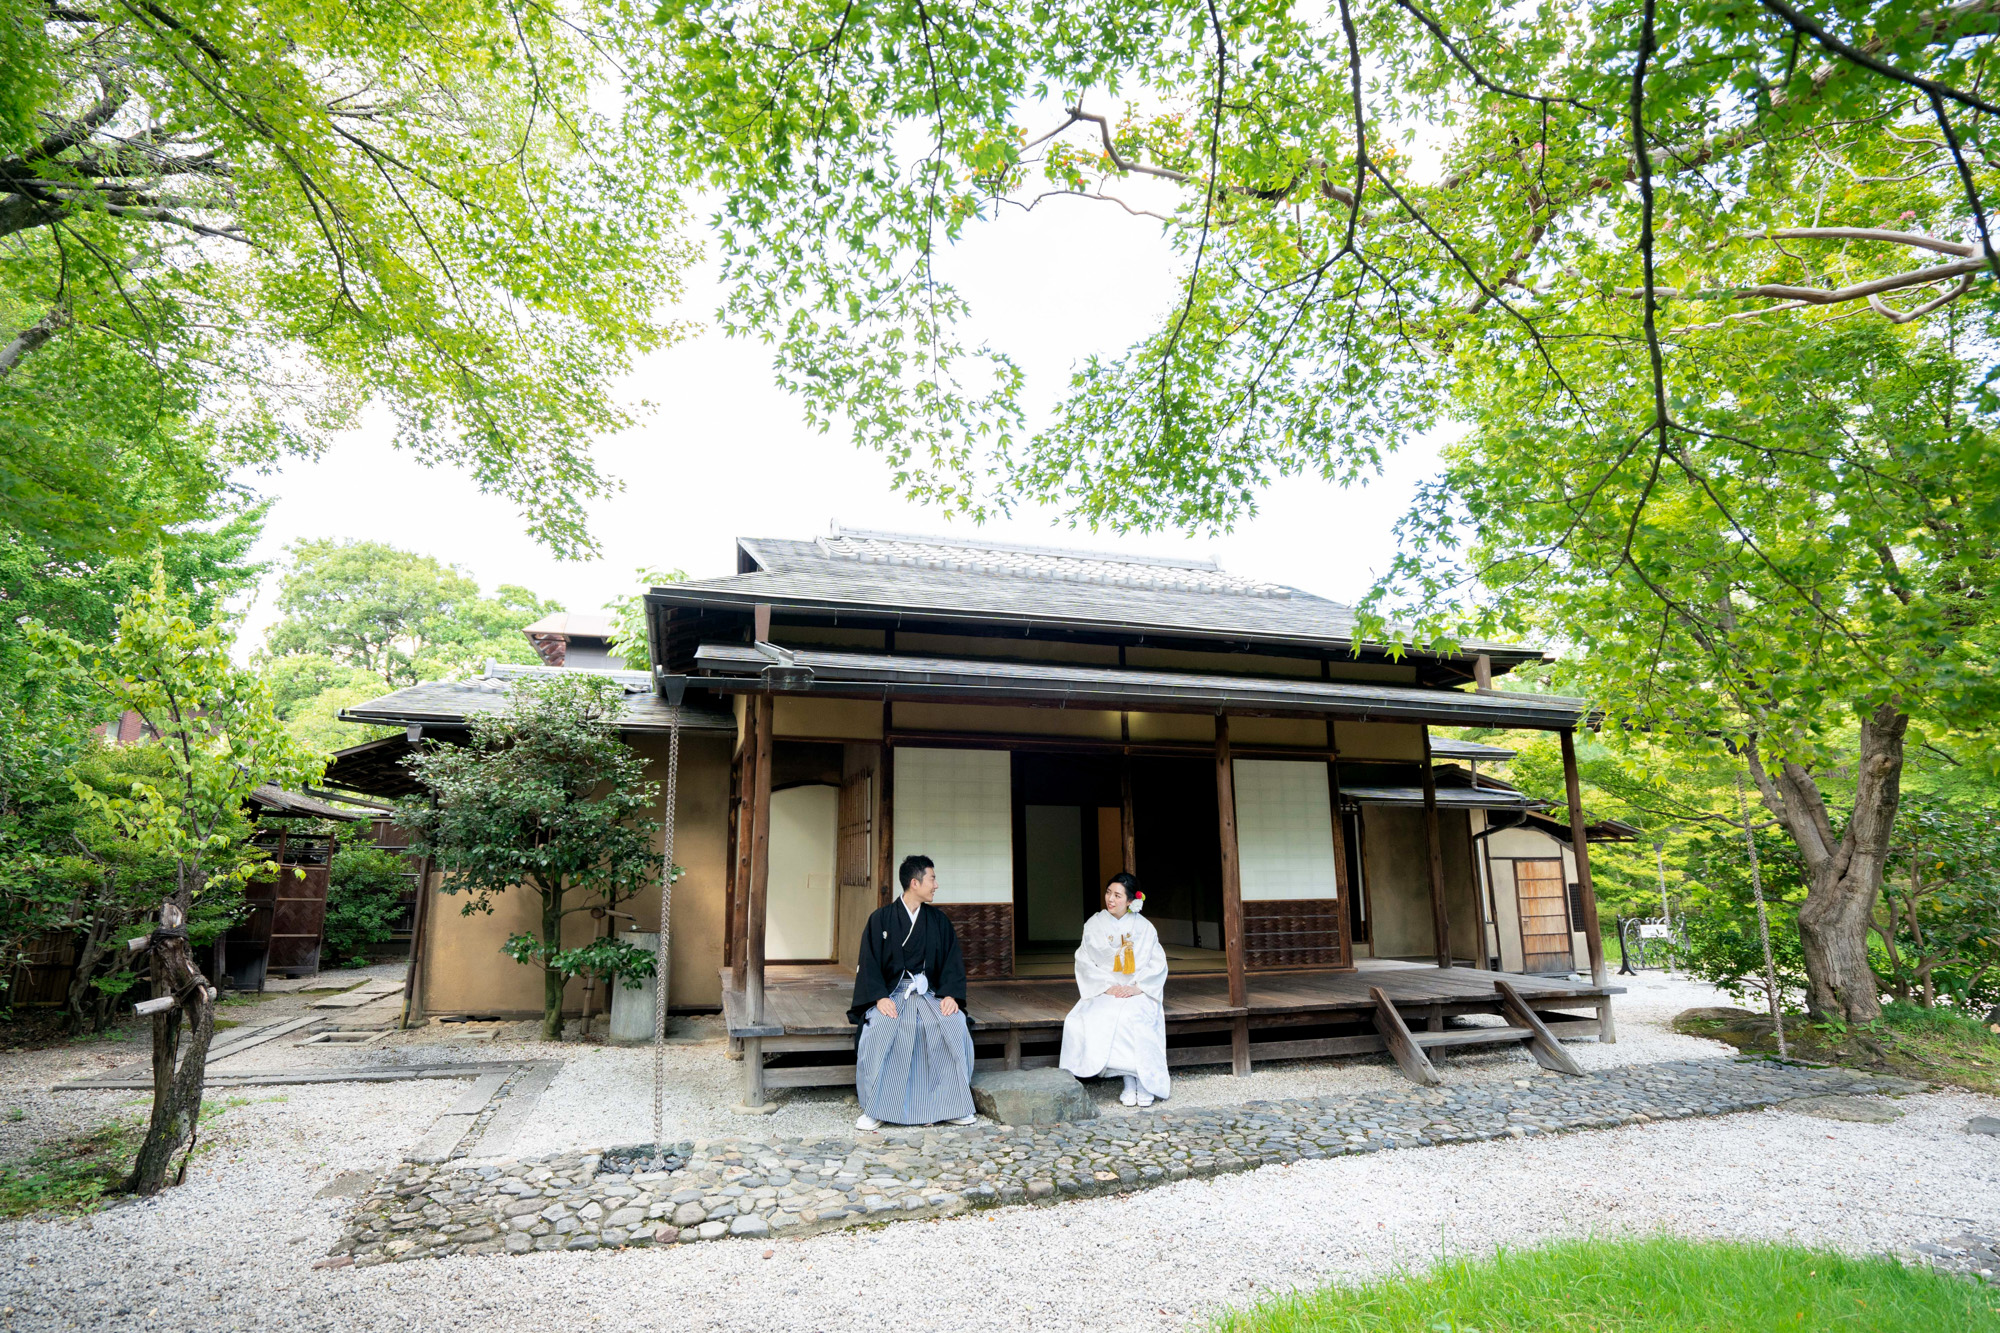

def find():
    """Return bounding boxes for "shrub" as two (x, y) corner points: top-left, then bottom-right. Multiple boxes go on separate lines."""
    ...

(324, 843), (409, 967)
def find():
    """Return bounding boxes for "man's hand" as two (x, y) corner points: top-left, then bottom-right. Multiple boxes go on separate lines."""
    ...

(1107, 984), (1139, 999)
(939, 996), (960, 1017)
(875, 997), (898, 1020)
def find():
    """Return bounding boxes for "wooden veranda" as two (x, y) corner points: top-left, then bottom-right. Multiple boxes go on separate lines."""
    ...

(723, 959), (1619, 1105)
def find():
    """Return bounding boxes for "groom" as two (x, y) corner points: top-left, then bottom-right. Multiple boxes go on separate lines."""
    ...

(849, 854), (978, 1131)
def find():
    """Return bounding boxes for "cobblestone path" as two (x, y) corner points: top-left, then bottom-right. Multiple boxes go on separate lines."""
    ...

(328, 1057), (1917, 1266)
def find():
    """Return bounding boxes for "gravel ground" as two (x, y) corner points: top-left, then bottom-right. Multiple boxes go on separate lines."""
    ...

(8, 969), (1992, 1332)
(2, 1083), (1994, 1331)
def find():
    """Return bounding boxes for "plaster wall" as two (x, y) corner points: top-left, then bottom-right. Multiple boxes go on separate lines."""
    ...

(417, 730), (733, 1018)
(1358, 806), (1482, 962)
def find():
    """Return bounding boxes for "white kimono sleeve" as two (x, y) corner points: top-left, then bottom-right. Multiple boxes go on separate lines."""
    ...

(1131, 915), (1169, 1003)
(1073, 913), (1118, 1000)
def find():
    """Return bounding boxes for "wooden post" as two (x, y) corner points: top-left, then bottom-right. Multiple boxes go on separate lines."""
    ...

(753, 602), (772, 642)
(1419, 727), (1453, 969)
(876, 710), (895, 906)
(1560, 729), (1614, 1036)
(1469, 808), (1492, 970)
(731, 703), (758, 987)
(1120, 755), (1137, 875)
(397, 851), (435, 1030)
(1215, 714), (1250, 1075)
(746, 693), (775, 1024)
(723, 752), (741, 973)
(1327, 739), (1354, 970)
(1473, 654), (1493, 690)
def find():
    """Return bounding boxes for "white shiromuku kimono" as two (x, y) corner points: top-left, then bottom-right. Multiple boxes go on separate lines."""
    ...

(1059, 909), (1170, 1100)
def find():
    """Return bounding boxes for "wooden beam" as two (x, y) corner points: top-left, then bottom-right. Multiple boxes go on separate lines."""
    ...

(1419, 727), (1453, 969)
(1494, 977), (1584, 1076)
(1369, 985), (1442, 1086)
(1559, 728), (1615, 1039)
(746, 693), (775, 1024)
(1120, 755), (1137, 875)
(1215, 714), (1250, 1074)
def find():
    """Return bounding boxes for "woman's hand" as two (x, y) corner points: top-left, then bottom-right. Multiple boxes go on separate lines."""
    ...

(1106, 984), (1140, 999)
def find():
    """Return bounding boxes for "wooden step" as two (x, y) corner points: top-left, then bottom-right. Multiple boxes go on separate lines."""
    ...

(1413, 1025), (1533, 1049)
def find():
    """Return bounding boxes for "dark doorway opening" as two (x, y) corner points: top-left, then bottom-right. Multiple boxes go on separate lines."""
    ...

(1012, 752), (1123, 951)
(1128, 756), (1224, 957)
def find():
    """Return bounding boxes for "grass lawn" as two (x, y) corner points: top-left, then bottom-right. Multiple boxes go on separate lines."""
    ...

(1212, 1237), (1999, 1332)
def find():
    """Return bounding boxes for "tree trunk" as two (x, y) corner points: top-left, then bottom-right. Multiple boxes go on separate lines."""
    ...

(1754, 704), (1907, 1025)
(127, 903), (218, 1196)
(540, 887), (564, 1041)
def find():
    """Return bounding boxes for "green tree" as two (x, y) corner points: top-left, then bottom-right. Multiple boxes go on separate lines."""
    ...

(264, 541), (558, 688)
(637, 1), (2000, 1022)
(604, 567), (687, 671)
(395, 674), (662, 1041)
(1879, 800), (2000, 1009)
(29, 573), (320, 1195)
(5, 0), (694, 558)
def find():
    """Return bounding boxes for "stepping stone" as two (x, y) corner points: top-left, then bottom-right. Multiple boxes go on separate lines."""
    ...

(1969, 1116), (2000, 1136)
(1787, 1094), (1901, 1124)
(970, 1069), (1097, 1126)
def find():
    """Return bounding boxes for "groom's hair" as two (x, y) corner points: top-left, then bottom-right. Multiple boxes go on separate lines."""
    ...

(898, 854), (935, 891)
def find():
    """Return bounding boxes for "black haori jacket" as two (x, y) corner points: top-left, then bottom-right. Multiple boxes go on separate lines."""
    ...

(847, 900), (969, 1024)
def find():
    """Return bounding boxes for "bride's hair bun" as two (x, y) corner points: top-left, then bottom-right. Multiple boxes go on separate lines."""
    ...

(1107, 872), (1144, 912)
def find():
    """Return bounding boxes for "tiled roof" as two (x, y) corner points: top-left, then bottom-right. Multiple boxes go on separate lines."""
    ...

(338, 663), (733, 734)
(667, 527), (1540, 661)
(809, 525), (1291, 597)
(1427, 736), (1518, 761)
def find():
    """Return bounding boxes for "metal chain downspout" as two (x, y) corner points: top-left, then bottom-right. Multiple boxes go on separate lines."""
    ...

(651, 710), (681, 1166)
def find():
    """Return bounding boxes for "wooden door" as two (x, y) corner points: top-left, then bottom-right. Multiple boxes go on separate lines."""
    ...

(1514, 859), (1573, 975)
(835, 744), (878, 968)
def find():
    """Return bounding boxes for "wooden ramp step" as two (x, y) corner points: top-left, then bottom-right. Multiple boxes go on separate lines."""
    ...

(1412, 1025), (1534, 1049)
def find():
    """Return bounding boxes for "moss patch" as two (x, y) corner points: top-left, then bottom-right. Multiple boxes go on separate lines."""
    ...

(1674, 1002), (2000, 1094)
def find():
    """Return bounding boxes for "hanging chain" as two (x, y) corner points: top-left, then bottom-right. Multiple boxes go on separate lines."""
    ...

(651, 710), (681, 1166)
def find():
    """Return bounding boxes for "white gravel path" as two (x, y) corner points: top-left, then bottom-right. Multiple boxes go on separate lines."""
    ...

(2, 1082), (1993, 1331)
(6, 969), (1989, 1331)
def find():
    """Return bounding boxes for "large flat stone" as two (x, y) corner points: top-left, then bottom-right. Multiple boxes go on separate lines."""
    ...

(1787, 1094), (1901, 1124)
(1969, 1116), (2000, 1136)
(970, 1069), (1097, 1126)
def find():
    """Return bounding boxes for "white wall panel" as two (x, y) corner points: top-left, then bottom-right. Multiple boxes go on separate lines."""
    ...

(893, 747), (1014, 903)
(767, 784), (837, 960)
(1234, 759), (1338, 901)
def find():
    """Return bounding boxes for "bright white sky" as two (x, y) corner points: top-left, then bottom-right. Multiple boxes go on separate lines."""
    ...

(233, 186), (1450, 654)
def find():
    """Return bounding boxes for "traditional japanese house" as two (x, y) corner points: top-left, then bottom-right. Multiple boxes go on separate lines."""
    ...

(333, 527), (1624, 1099)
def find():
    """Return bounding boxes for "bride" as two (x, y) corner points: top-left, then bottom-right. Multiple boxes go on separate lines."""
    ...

(1059, 873), (1170, 1106)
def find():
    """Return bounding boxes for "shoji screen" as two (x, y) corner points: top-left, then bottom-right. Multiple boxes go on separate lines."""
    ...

(891, 747), (1014, 903)
(1232, 758), (1338, 900)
